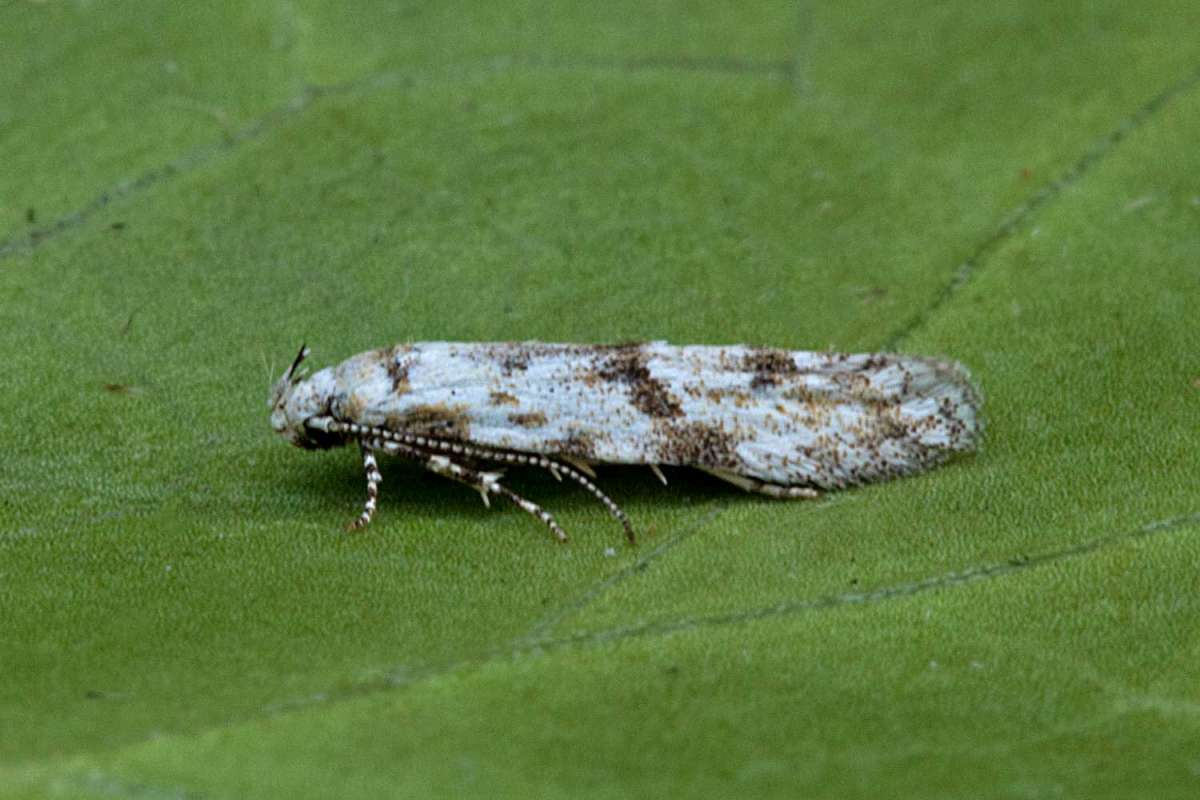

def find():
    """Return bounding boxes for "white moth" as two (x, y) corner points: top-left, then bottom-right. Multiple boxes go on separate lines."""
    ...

(269, 341), (980, 543)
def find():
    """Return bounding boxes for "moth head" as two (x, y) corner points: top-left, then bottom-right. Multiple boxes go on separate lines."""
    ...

(269, 345), (341, 449)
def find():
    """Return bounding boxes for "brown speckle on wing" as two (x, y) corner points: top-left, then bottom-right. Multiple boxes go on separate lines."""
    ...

(339, 393), (367, 422)
(593, 345), (684, 419)
(654, 421), (741, 469)
(500, 352), (530, 375)
(489, 391), (520, 406)
(385, 348), (413, 394)
(509, 411), (548, 428)
(742, 347), (799, 390)
(545, 431), (600, 460)
(468, 343), (535, 376)
(395, 403), (473, 439)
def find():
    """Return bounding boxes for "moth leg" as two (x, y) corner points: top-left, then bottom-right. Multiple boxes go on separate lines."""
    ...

(358, 425), (636, 545)
(648, 464), (669, 486)
(422, 454), (505, 507)
(538, 456), (635, 544)
(369, 438), (499, 504)
(421, 453), (569, 544)
(347, 443), (383, 531)
(491, 484), (569, 544)
(697, 467), (820, 500)
(560, 456), (597, 479)
(488, 452), (633, 543)
(372, 438), (568, 543)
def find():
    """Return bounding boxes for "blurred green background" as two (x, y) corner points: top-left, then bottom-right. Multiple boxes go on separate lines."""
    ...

(2, 1), (1198, 797)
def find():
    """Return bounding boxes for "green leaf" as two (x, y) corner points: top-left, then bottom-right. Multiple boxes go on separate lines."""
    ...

(2, 1), (1198, 797)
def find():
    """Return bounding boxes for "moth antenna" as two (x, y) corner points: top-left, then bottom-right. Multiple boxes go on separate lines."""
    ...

(285, 343), (309, 381)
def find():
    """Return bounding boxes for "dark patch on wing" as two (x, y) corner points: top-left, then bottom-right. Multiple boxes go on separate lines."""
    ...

(545, 432), (599, 460)
(385, 348), (412, 394)
(706, 386), (754, 408)
(655, 421), (741, 468)
(833, 370), (888, 404)
(499, 350), (530, 375)
(781, 385), (820, 404)
(509, 411), (548, 428)
(593, 345), (684, 419)
(338, 393), (367, 421)
(390, 403), (472, 439)
(473, 341), (650, 377)
(489, 391), (520, 406)
(742, 347), (800, 390)
(855, 354), (892, 373)
(875, 411), (909, 440)
(470, 344), (534, 375)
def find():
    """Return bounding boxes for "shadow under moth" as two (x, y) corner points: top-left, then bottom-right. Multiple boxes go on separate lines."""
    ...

(269, 341), (981, 544)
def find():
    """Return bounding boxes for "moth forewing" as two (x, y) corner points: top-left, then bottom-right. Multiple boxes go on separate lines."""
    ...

(271, 341), (980, 543)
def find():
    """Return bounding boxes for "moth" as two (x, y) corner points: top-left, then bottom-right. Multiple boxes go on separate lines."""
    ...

(269, 341), (980, 543)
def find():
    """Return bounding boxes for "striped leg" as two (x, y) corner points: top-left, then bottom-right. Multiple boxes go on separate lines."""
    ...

(382, 430), (632, 542)
(697, 467), (821, 499)
(347, 443), (383, 530)
(491, 484), (568, 544)
(307, 417), (634, 544)
(372, 438), (568, 543)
